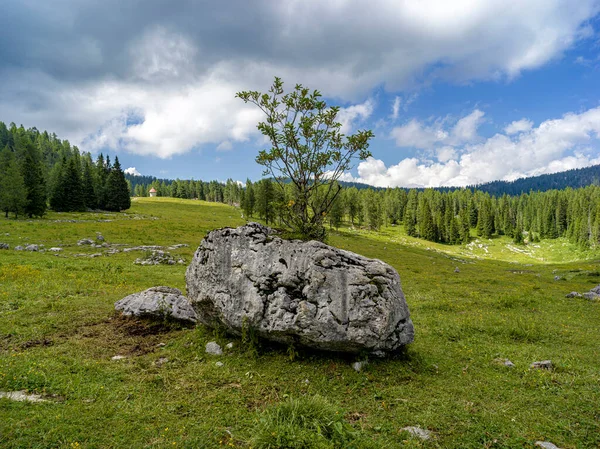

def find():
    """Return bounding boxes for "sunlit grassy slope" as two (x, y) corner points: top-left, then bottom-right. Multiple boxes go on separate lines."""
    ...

(1, 197), (599, 448)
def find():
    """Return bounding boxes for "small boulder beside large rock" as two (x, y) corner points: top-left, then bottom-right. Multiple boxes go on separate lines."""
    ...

(186, 223), (414, 355)
(115, 286), (197, 323)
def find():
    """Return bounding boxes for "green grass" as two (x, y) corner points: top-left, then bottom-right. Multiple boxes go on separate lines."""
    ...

(1, 198), (599, 448)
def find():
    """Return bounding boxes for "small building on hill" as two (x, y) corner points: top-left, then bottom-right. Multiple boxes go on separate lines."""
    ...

(149, 188), (157, 198)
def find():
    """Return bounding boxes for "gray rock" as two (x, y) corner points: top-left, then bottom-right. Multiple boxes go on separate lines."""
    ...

(0, 243), (9, 250)
(589, 285), (600, 294)
(535, 442), (561, 449)
(582, 292), (600, 301)
(205, 341), (223, 355)
(352, 361), (367, 372)
(401, 426), (432, 440)
(493, 358), (515, 367)
(25, 244), (39, 251)
(186, 223), (414, 354)
(78, 238), (94, 246)
(530, 360), (552, 370)
(454, 267), (460, 273)
(553, 275), (561, 281)
(96, 234), (105, 242)
(14, 245), (24, 251)
(111, 355), (126, 361)
(565, 292), (582, 298)
(215, 361), (224, 367)
(49, 247), (62, 252)
(225, 342), (234, 349)
(115, 286), (197, 323)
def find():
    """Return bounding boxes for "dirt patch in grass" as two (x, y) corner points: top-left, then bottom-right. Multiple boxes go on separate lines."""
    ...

(73, 314), (186, 358)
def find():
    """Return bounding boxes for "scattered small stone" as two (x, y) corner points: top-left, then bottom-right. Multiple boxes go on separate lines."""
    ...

(134, 250), (184, 266)
(304, 379), (310, 384)
(168, 244), (189, 249)
(77, 238), (94, 246)
(565, 292), (582, 298)
(206, 341), (223, 355)
(225, 342), (234, 350)
(215, 361), (224, 367)
(14, 245), (24, 251)
(401, 426), (432, 441)
(352, 361), (367, 372)
(106, 249), (120, 254)
(156, 343), (166, 348)
(89, 253), (103, 258)
(155, 357), (169, 367)
(123, 245), (164, 253)
(111, 355), (126, 361)
(535, 441), (562, 449)
(25, 244), (39, 251)
(49, 247), (62, 252)
(0, 243), (9, 250)
(554, 275), (561, 281)
(454, 267), (460, 273)
(494, 358), (515, 368)
(96, 234), (105, 242)
(530, 360), (552, 370)
(0, 391), (48, 403)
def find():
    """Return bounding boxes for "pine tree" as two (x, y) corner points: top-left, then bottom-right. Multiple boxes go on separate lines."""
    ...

(255, 179), (275, 225)
(104, 157), (131, 212)
(242, 179), (255, 218)
(0, 146), (27, 218)
(82, 160), (97, 209)
(17, 135), (47, 217)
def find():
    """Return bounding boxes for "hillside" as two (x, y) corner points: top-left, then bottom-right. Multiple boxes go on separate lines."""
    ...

(1, 198), (599, 448)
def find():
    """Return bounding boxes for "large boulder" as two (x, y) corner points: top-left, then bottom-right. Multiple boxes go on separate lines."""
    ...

(115, 286), (197, 323)
(186, 223), (414, 354)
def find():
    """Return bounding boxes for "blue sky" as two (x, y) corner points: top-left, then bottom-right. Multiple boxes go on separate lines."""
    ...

(1, 1), (599, 187)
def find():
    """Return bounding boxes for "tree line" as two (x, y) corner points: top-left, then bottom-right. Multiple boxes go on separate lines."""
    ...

(235, 180), (600, 250)
(0, 121), (130, 217)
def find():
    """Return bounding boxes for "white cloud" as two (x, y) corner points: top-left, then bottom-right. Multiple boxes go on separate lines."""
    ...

(504, 118), (534, 135)
(345, 106), (600, 187)
(216, 141), (233, 151)
(391, 109), (485, 149)
(0, 0), (597, 159)
(391, 96), (401, 120)
(124, 167), (142, 176)
(337, 99), (375, 134)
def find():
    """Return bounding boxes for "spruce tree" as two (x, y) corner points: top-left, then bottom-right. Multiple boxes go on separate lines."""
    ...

(82, 160), (97, 209)
(104, 157), (131, 212)
(0, 146), (27, 218)
(17, 136), (47, 217)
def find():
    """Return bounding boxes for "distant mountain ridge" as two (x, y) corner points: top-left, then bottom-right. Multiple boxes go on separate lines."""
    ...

(470, 164), (600, 196)
(128, 164), (600, 196)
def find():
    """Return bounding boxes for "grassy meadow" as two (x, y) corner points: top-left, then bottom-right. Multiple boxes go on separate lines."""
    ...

(1, 197), (599, 448)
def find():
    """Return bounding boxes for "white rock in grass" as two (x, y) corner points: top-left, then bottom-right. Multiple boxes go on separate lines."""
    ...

(401, 426), (432, 440)
(352, 361), (367, 372)
(215, 361), (224, 367)
(535, 442), (562, 449)
(0, 391), (48, 403)
(205, 341), (223, 355)
(49, 247), (62, 252)
(225, 342), (234, 349)
(111, 355), (126, 361)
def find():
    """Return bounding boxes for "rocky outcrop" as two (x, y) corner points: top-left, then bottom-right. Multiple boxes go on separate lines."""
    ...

(115, 286), (197, 323)
(186, 223), (414, 354)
